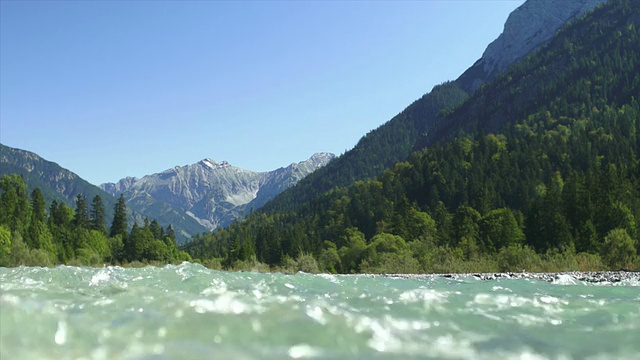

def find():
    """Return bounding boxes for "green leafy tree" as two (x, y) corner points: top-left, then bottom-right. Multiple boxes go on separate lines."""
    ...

(481, 208), (525, 251)
(601, 228), (637, 269)
(452, 205), (481, 247)
(0, 225), (11, 266)
(319, 241), (341, 273)
(338, 228), (367, 273)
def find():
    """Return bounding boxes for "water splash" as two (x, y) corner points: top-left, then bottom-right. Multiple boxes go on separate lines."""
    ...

(1, 264), (639, 359)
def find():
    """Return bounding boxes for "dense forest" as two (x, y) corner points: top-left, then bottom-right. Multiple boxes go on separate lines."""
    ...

(182, 0), (640, 273)
(0, 174), (190, 267)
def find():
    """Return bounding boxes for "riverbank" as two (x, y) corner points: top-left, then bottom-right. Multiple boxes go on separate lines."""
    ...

(371, 270), (640, 284)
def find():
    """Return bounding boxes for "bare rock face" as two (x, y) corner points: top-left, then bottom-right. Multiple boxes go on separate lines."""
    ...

(101, 153), (335, 231)
(457, 0), (608, 92)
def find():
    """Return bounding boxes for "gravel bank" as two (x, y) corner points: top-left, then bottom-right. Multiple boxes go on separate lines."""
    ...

(374, 271), (640, 284)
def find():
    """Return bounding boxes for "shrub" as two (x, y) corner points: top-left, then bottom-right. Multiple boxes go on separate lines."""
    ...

(601, 228), (637, 269)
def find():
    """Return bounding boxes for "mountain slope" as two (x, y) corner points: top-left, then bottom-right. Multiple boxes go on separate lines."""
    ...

(0, 143), (119, 222)
(457, 0), (608, 92)
(260, 0), (606, 215)
(101, 153), (335, 231)
(425, 0), (635, 147)
(0, 143), (207, 242)
(183, 0), (640, 272)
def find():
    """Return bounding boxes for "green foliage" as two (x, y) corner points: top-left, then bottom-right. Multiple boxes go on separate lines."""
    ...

(360, 250), (422, 274)
(0, 225), (11, 266)
(90, 195), (108, 235)
(0, 174), (184, 267)
(601, 228), (637, 269)
(5, 232), (54, 267)
(481, 208), (524, 252)
(318, 241), (341, 273)
(278, 253), (321, 274)
(228, 255), (271, 273)
(338, 228), (367, 273)
(496, 244), (542, 273)
(0, 174), (31, 235)
(73, 194), (90, 230)
(109, 194), (128, 239)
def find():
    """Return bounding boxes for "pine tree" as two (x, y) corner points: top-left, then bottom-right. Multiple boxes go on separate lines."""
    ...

(149, 219), (162, 239)
(110, 194), (128, 239)
(0, 174), (31, 234)
(26, 188), (55, 254)
(90, 195), (107, 235)
(73, 194), (90, 230)
(30, 188), (47, 224)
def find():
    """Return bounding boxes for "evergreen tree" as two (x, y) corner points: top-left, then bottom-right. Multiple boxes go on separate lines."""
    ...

(30, 188), (47, 224)
(0, 174), (31, 235)
(90, 195), (107, 235)
(73, 194), (90, 230)
(26, 188), (55, 255)
(149, 219), (162, 239)
(110, 194), (128, 239)
(166, 225), (176, 244)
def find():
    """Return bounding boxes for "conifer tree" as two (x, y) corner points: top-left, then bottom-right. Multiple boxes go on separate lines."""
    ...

(26, 188), (55, 254)
(90, 195), (107, 235)
(30, 188), (47, 224)
(0, 174), (31, 234)
(73, 194), (90, 230)
(110, 194), (128, 239)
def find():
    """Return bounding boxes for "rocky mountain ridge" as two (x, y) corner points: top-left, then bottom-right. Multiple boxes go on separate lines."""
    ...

(101, 153), (335, 231)
(457, 0), (608, 92)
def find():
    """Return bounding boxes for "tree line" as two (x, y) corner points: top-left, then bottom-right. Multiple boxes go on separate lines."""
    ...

(0, 174), (190, 266)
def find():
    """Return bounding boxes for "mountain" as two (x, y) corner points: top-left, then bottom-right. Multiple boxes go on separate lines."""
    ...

(0, 143), (119, 221)
(457, 0), (608, 92)
(259, 0), (607, 216)
(0, 143), (207, 243)
(101, 153), (335, 232)
(182, 0), (640, 273)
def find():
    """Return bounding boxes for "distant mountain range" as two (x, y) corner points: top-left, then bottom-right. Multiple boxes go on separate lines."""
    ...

(0, 143), (209, 242)
(100, 153), (335, 231)
(1, 143), (334, 242)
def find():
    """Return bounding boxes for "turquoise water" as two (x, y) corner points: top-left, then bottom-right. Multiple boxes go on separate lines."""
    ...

(1, 263), (639, 359)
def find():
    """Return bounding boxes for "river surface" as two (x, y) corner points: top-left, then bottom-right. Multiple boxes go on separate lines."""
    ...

(1, 263), (639, 359)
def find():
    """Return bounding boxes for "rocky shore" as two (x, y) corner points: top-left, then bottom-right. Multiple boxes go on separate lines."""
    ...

(375, 271), (640, 284)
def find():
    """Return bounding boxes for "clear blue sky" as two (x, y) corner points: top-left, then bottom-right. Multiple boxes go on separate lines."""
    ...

(1, 0), (524, 185)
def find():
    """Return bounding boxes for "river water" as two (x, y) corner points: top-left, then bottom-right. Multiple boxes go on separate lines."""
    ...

(1, 263), (639, 359)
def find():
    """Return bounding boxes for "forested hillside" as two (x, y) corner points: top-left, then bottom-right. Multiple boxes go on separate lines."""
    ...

(0, 144), (120, 225)
(259, 0), (605, 216)
(183, 0), (640, 273)
(261, 82), (469, 214)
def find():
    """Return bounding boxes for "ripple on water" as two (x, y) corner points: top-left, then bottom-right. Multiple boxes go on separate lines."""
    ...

(1, 265), (640, 360)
